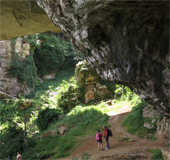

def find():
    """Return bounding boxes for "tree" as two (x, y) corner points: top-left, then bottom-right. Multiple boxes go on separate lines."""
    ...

(25, 32), (81, 77)
(0, 97), (35, 158)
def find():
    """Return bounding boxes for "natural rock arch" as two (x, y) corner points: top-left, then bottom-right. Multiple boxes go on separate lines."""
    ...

(0, 0), (169, 117)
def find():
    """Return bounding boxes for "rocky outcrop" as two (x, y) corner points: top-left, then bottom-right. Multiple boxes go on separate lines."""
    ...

(75, 61), (115, 104)
(0, 0), (61, 40)
(58, 61), (115, 110)
(143, 105), (170, 143)
(0, 38), (32, 98)
(36, 1), (169, 117)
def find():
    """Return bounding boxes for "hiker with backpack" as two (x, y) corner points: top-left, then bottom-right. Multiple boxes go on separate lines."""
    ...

(103, 126), (112, 150)
(95, 130), (104, 150)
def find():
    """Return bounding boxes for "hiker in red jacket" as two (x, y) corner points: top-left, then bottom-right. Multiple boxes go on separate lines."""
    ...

(103, 126), (109, 150)
(95, 130), (103, 150)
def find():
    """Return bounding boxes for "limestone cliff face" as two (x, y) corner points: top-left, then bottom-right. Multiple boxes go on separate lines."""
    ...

(36, 1), (169, 117)
(0, 0), (61, 40)
(0, 38), (32, 98)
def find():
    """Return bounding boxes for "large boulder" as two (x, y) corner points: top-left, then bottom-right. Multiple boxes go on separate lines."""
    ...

(36, 0), (169, 117)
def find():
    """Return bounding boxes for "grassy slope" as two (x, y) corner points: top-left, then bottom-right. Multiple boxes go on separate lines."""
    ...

(23, 106), (109, 159)
(26, 68), (75, 100)
(22, 68), (109, 159)
(21, 68), (159, 160)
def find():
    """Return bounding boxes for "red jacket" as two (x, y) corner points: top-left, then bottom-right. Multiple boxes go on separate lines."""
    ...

(104, 129), (108, 137)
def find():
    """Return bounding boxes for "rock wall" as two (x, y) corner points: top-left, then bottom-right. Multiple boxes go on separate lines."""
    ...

(36, 0), (169, 117)
(0, 38), (32, 98)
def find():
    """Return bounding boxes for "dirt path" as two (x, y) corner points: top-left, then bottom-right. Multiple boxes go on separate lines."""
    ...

(58, 110), (170, 160)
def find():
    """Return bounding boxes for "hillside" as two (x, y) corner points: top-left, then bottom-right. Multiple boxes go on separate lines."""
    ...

(57, 109), (170, 160)
(1, 60), (169, 160)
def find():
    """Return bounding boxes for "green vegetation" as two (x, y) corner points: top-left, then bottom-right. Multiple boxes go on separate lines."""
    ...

(1, 68), (154, 159)
(22, 107), (108, 159)
(1, 32), (165, 160)
(24, 32), (80, 77)
(0, 97), (36, 158)
(36, 108), (60, 131)
(26, 68), (75, 100)
(8, 32), (82, 90)
(148, 148), (164, 160)
(8, 53), (37, 88)
(121, 103), (157, 139)
(0, 71), (161, 159)
(0, 126), (26, 158)
(165, 143), (170, 147)
(56, 77), (79, 113)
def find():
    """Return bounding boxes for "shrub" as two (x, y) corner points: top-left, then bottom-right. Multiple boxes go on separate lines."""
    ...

(23, 151), (50, 160)
(148, 149), (164, 160)
(36, 108), (60, 131)
(56, 78), (78, 114)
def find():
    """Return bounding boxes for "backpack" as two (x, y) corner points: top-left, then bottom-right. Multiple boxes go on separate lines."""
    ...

(108, 129), (113, 137)
(96, 133), (100, 140)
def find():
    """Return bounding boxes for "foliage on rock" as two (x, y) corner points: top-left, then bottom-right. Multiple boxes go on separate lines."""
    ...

(58, 60), (116, 109)
(56, 77), (78, 114)
(8, 53), (37, 88)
